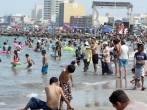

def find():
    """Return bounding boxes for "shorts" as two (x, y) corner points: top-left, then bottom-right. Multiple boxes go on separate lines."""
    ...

(27, 63), (32, 68)
(60, 82), (72, 101)
(114, 55), (119, 61)
(135, 67), (145, 78)
(92, 54), (98, 64)
(29, 97), (58, 110)
(42, 63), (48, 74)
(119, 59), (128, 67)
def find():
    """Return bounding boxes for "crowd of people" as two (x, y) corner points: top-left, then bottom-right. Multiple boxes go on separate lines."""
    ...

(0, 32), (147, 110)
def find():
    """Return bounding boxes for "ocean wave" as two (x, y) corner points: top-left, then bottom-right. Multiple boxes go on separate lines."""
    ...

(0, 102), (7, 106)
(26, 93), (39, 98)
(81, 81), (108, 86)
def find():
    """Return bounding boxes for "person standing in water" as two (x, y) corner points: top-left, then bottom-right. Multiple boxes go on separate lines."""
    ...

(41, 50), (48, 74)
(59, 65), (75, 110)
(91, 37), (99, 73)
(24, 54), (35, 69)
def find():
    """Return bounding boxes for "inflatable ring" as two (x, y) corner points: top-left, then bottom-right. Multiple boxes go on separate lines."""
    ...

(11, 62), (21, 65)
(13, 43), (18, 47)
(64, 46), (74, 51)
(1, 51), (7, 54)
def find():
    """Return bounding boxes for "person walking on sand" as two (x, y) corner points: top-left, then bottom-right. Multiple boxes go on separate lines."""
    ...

(133, 43), (147, 90)
(109, 90), (147, 110)
(91, 37), (99, 73)
(59, 65), (75, 110)
(19, 77), (74, 110)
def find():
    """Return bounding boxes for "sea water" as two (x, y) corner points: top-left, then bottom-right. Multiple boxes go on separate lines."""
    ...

(0, 36), (143, 110)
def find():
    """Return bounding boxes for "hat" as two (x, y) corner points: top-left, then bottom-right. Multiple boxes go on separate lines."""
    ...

(103, 41), (108, 45)
(85, 41), (90, 46)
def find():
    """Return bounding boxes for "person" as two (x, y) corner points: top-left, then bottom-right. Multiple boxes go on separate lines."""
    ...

(24, 54), (35, 69)
(19, 77), (74, 110)
(91, 37), (99, 73)
(55, 41), (62, 60)
(34, 42), (40, 52)
(75, 46), (82, 61)
(101, 41), (113, 75)
(119, 40), (129, 78)
(113, 38), (121, 76)
(59, 65), (75, 110)
(13, 50), (20, 62)
(133, 43), (147, 90)
(109, 90), (147, 110)
(7, 46), (11, 54)
(82, 41), (92, 72)
(3, 42), (8, 51)
(16, 42), (22, 52)
(42, 50), (48, 74)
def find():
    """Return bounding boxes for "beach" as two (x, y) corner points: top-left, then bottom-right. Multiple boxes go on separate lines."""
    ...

(0, 36), (147, 110)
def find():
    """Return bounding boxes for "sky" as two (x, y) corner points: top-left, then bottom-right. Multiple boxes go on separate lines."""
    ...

(0, 0), (146, 17)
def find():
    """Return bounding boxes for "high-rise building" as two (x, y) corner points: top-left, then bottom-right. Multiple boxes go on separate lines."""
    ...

(59, 0), (85, 26)
(44, 0), (65, 22)
(31, 5), (44, 20)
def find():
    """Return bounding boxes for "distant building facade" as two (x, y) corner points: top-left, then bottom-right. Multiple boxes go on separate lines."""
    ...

(133, 14), (147, 25)
(44, 0), (64, 23)
(59, 1), (85, 26)
(70, 16), (92, 27)
(31, 5), (44, 21)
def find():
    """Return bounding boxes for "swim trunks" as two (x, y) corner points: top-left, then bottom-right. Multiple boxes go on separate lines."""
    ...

(92, 54), (98, 64)
(29, 97), (58, 110)
(42, 63), (48, 74)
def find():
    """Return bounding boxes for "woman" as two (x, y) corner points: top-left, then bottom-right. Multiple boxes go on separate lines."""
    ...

(82, 41), (92, 72)
(101, 42), (113, 75)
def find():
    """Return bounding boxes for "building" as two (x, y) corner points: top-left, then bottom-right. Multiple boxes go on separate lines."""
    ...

(133, 14), (147, 26)
(70, 16), (92, 27)
(31, 5), (44, 21)
(44, 0), (64, 22)
(59, 0), (85, 26)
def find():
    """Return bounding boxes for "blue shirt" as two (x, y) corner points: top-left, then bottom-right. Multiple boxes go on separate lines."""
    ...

(134, 52), (147, 68)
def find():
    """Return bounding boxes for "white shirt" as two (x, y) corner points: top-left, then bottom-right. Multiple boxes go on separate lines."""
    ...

(124, 102), (147, 110)
(119, 45), (129, 59)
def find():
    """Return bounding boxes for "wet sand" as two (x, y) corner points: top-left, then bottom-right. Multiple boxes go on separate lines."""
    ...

(70, 76), (147, 110)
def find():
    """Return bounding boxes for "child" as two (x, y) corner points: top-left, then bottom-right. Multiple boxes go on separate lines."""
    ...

(59, 65), (75, 110)
(13, 50), (20, 62)
(130, 68), (140, 84)
(55, 41), (62, 60)
(7, 46), (11, 54)
(3, 42), (8, 51)
(133, 43), (147, 90)
(34, 42), (40, 52)
(41, 50), (48, 74)
(25, 54), (35, 69)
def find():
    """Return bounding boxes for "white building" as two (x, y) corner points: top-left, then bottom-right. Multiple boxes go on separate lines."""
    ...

(31, 5), (44, 20)
(134, 14), (147, 25)
(44, 0), (66, 22)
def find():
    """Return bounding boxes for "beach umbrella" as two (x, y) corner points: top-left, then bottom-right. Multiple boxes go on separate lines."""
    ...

(102, 28), (113, 33)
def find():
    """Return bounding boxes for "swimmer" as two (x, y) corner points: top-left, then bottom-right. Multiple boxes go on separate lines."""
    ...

(24, 54), (35, 69)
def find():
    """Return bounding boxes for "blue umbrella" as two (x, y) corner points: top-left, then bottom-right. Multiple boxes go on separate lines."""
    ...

(102, 28), (113, 33)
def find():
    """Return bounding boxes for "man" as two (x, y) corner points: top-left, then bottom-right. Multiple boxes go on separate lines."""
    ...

(91, 37), (98, 73)
(19, 77), (74, 110)
(119, 40), (129, 78)
(109, 90), (147, 110)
